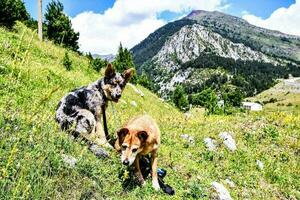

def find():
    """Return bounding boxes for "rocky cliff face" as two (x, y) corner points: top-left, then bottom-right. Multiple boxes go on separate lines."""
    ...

(149, 24), (275, 95)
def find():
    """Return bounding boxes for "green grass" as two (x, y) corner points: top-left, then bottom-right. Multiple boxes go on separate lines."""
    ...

(0, 23), (299, 199)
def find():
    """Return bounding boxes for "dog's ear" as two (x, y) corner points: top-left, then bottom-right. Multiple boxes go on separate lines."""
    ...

(117, 128), (129, 141)
(137, 131), (148, 143)
(115, 128), (129, 151)
(122, 68), (135, 82)
(105, 63), (116, 78)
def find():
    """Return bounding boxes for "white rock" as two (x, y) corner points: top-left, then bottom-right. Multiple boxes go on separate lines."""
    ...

(225, 178), (235, 188)
(211, 181), (232, 200)
(184, 112), (192, 120)
(181, 134), (194, 144)
(62, 154), (77, 168)
(181, 134), (189, 139)
(256, 160), (264, 169)
(204, 137), (217, 151)
(219, 132), (237, 151)
(130, 101), (137, 107)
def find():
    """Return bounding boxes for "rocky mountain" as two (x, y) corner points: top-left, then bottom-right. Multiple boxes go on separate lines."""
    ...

(92, 54), (115, 62)
(131, 10), (300, 98)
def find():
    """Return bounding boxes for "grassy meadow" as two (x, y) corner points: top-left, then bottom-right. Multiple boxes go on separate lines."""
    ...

(0, 23), (299, 199)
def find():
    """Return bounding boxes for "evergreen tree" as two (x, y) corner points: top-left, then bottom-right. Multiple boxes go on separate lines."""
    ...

(0, 0), (29, 29)
(113, 43), (135, 72)
(91, 58), (108, 72)
(172, 85), (189, 111)
(44, 0), (79, 51)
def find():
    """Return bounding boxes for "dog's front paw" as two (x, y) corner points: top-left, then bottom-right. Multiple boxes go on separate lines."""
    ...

(152, 179), (160, 191)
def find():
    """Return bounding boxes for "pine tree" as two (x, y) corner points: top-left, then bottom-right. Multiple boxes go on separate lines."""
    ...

(44, 0), (79, 51)
(113, 43), (135, 72)
(0, 0), (29, 29)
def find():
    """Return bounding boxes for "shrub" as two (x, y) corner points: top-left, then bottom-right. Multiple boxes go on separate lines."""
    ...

(136, 72), (154, 90)
(172, 85), (189, 111)
(62, 52), (72, 71)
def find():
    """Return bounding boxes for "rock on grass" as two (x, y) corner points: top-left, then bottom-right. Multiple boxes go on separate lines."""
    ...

(62, 154), (77, 168)
(219, 132), (237, 151)
(211, 181), (232, 200)
(204, 137), (217, 151)
(130, 101), (137, 107)
(256, 160), (264, 170)
(181, 134), (195, 144)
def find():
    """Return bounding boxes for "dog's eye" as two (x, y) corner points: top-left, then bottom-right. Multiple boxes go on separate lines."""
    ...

(132, 148), (138, 153)
(121, 145), (127, 151)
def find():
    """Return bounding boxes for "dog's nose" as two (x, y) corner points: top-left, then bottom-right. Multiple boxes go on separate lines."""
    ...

(123, 160), (129, 165)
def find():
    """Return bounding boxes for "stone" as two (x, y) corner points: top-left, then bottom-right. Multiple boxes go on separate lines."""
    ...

(219, 132), (237, 151)
(130, 101), (137, 107)
(62, 154), (77, 168)
(204, 137), (217, 151)
(211, 181), (232, 200)
(256, 160), (264, 170)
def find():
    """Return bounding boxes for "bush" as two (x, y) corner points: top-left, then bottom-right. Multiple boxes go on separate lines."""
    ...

(172, 85), (189, 111)
(0, 0), (29, 29)
(136, 72), (154, 90)
(62, 52), (72, 71)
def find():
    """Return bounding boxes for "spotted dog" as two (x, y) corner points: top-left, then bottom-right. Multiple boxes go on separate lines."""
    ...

(55, 64), (134, 150)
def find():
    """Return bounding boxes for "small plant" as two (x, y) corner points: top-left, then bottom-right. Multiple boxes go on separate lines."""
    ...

(263, 125), (279, 141)
(62, 52), (72, 71)
(183, 181), (208, 199)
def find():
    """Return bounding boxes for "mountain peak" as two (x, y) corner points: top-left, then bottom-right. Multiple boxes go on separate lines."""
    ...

(186, 10), (207, 18)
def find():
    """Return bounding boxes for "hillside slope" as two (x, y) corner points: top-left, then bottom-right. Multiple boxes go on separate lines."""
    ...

(0, 23), (299, 199)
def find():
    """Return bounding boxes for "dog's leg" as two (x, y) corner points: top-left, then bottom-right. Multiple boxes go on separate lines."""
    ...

(151, 150), (160, 190)
(134, 155), (145, 186)
(94, 120), (113, 148)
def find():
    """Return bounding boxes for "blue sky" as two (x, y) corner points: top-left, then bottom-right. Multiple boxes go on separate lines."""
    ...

(23, 0), (299, 54)
(24, 0), (295, 20)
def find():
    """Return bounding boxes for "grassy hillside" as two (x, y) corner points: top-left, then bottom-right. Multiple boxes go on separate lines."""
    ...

(0, 23), (299, 199)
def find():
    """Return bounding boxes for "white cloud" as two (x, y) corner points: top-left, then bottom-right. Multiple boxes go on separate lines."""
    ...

(242, 0), (300, 36)
(72, 0), (225, 54)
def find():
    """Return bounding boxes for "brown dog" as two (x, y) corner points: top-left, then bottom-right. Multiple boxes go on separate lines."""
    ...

(115, 115), (161, 190)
